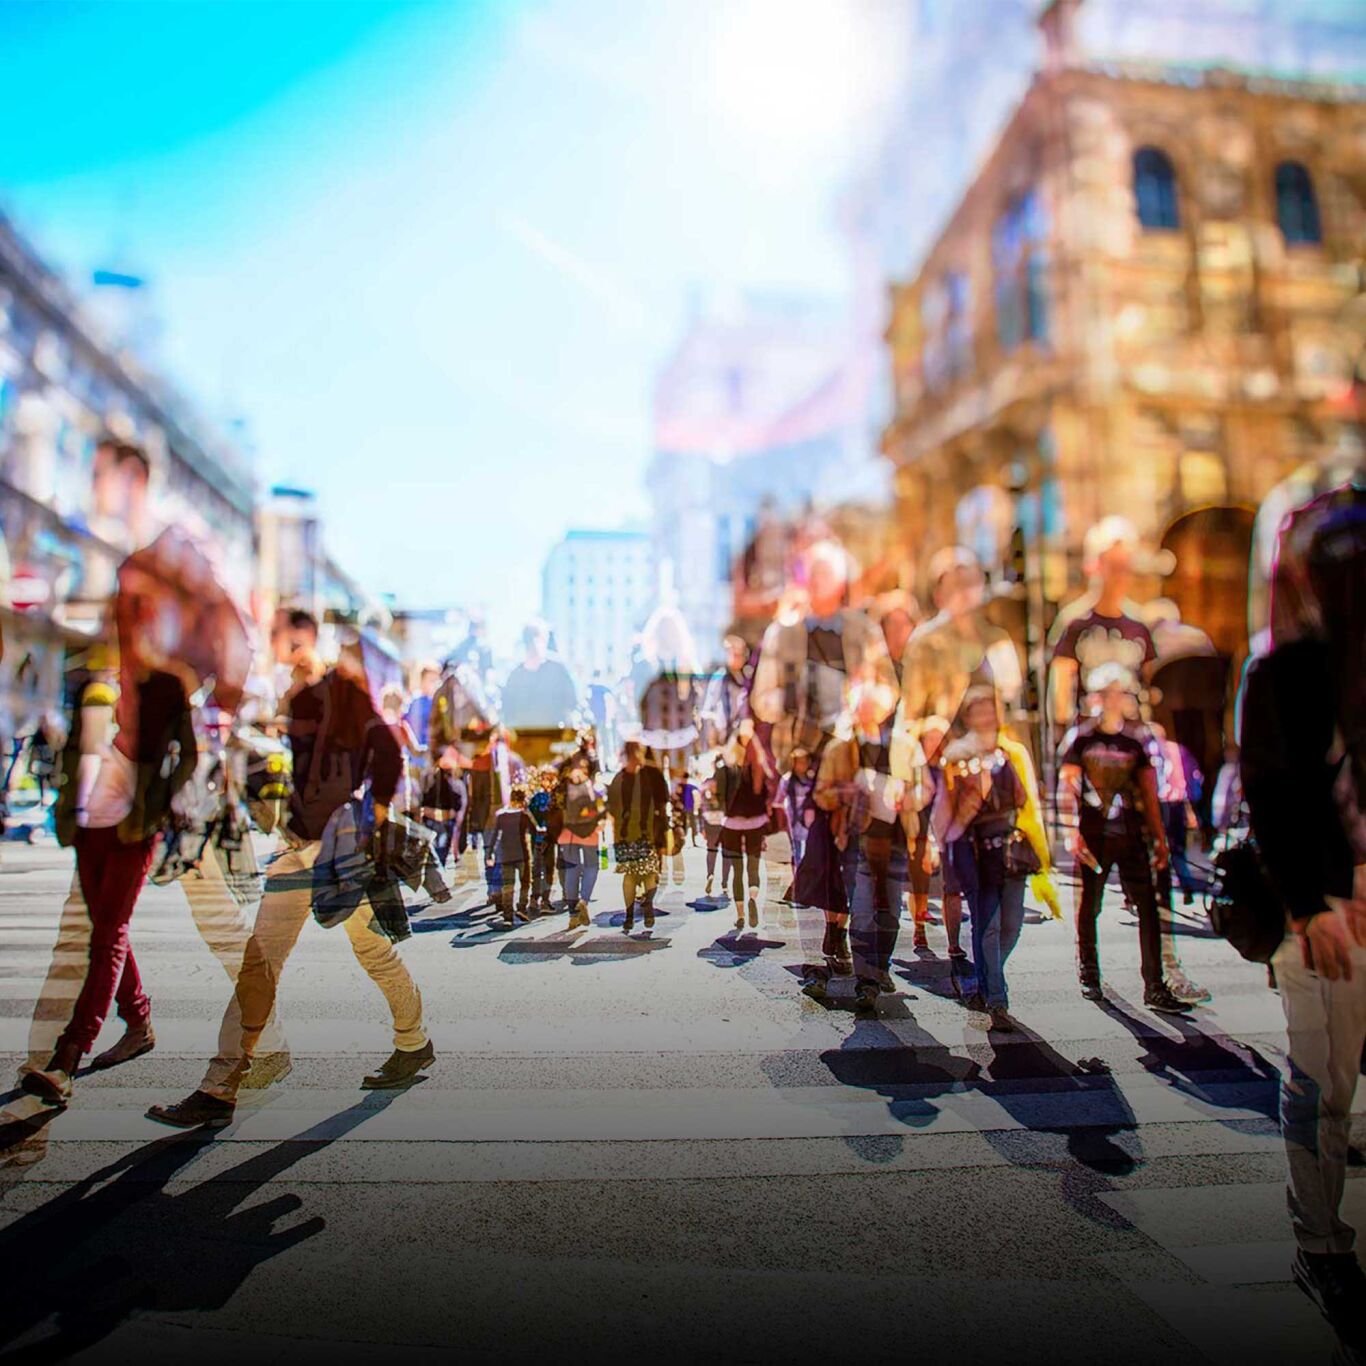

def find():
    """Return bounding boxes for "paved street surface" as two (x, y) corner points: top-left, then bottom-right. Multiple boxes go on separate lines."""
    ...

(1, 837), (1362, 1365)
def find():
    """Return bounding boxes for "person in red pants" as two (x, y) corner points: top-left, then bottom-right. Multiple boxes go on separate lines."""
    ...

(22, 669), (196, 1104)
(20, 438), (249, 1108)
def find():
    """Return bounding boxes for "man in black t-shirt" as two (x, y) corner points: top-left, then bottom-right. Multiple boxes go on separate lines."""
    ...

(1049, 516), (1157, 728)
(1058, 662), (1186, 1013)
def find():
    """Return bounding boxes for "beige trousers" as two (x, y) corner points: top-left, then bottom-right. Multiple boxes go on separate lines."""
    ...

(203, 840), (425, 1099)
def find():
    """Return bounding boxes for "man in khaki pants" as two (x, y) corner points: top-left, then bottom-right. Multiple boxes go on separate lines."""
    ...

(1241, 473), (1366, 1355)
(148, 617), (433, 1128)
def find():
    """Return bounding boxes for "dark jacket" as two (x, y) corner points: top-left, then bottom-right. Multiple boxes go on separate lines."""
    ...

(607, 765), (670, 847)
(288, 671), (401, 842)
(1240, 638), (1356, 922)
(717, 760), (771, 823)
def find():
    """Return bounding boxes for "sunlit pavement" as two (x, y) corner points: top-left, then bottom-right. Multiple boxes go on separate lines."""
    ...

(1, 838), (1361, 1364)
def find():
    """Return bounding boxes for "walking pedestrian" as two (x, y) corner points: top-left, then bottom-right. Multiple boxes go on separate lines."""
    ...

(1241, 467), (1366, 1354)
(934, 686), (1053, 1032)
(145, 620), (433, 1128)
(718, 722), (775, 931)
(488, 783), (536, 924)
(606, 741), (669, 933)
(558, 756), (606, 928)
(1058, 663), (1190, 1015)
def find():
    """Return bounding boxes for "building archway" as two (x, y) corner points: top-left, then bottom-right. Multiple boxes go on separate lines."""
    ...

(1160, 504), (1255, 660)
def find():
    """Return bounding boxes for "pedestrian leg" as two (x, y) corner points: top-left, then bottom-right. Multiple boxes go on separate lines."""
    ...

(1117, 854), (1165, 994)
(996, 877), (1027, 1006)
(1075, 857), (1108, 991)
(721, 827), (743, 926)
(200, 842), (316, 1100)
(971, 880), (1006, 1009)
(342, 896), (426, 1052)
(184, 844), (286, 1058)
(704, 822), (722, 894)
(579, 846), (600, 904)
(51, 828), (157, 1065)
(1273, 937), (1366, 1255)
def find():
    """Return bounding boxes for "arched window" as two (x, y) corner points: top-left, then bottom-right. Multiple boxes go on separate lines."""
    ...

(1275, 161), (1322, 244)
(1133, 146), (1180, 230)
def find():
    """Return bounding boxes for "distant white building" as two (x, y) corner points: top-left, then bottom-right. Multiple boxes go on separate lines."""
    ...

(541, 528), (654, 685)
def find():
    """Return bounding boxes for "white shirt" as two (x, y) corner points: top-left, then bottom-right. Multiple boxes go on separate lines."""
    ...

(79, 744), (136, 829)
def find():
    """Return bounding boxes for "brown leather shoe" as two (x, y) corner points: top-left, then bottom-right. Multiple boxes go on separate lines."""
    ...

(90, 1023), (156, 1072)
(21, 1065), (75, 1106)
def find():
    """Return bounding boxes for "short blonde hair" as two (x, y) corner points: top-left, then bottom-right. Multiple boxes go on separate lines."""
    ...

(1082, 516), (1139, 571)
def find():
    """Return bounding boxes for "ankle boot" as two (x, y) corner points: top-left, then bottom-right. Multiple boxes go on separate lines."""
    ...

(91, 1021), (156, 1071)
(22, 1041), (82, 1106)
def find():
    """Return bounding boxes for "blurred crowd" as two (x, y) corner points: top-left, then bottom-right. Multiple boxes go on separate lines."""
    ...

(3, 406), (1365, 1351)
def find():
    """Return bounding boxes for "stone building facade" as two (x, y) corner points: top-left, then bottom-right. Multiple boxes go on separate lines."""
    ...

(882, 7), (1366, 672)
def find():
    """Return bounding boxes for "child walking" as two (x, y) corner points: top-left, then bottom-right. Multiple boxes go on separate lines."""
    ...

(487, 784), (535, 924)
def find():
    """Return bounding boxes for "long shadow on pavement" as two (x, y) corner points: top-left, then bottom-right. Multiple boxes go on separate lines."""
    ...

(1097, 996), (1281, 1124)
(0, 1088), (406, 1361)
(697, 932), (786, 968)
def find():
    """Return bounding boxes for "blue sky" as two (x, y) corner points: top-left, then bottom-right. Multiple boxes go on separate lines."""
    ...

(1, 0), (905, 646)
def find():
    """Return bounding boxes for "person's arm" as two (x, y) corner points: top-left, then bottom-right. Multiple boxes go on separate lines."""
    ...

(651, 769), (670, 851)
(74, 697), (114, 819)
(861, 620), (898, 726)
(897, 634), (929, 743)
(364, 706), (403, 826)
(813, 741), (849, 812)
(928, 766), (954, 849)
(748, 624), (785, 725)
(1136, 766), (1169, 871)
(1240, 639), (1355, 917)
(1050, 657), (1079, 728)
(1240, 642), (1364, 977)
(1057, 761), (1098, 871)
(606, 774), (622, 831)
(168, 706), (200, 798)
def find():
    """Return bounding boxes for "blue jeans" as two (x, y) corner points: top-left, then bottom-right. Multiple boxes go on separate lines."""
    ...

(423, 815), (458, 867)
(849, 837), (908, 991)
(559, 844), (599, 903)
(969, 876), (1027, 1009)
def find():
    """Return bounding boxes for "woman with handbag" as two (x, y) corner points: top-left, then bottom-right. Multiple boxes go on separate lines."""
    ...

(933, 685), (1050, 1033)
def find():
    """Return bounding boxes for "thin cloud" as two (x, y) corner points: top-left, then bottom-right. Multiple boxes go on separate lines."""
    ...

(500, 211), (648, 332)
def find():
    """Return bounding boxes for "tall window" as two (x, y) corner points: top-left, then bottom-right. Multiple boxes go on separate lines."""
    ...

(993, 189), (1049, 352)
(921, 270), (973, 391)
(1133, 146), (1180, 230)
(1275, 160), (1322, 245)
